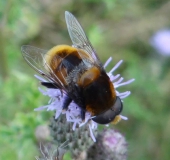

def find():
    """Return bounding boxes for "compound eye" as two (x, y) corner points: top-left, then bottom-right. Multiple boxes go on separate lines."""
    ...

(111, 96), (123, 115)
(92, 96), (123, 124)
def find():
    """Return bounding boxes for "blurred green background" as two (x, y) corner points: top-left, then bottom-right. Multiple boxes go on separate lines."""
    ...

(1, 0), (170, 159)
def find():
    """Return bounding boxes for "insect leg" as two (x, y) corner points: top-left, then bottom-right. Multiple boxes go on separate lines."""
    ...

(80, 109), (86, 121)
(62, 96), (72, 111)
(41, 82), (59, 89)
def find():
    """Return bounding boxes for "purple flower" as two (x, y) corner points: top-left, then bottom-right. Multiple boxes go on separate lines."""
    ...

(95, 129), (127, 160)
(150, 29), (170, 56)
(34, 58), (134, 142)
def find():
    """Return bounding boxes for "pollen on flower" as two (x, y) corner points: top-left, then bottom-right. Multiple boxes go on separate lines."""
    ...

(34, 57), (134, 142)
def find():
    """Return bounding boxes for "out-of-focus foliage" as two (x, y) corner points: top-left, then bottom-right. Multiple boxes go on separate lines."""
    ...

(0, 0), (170, 160)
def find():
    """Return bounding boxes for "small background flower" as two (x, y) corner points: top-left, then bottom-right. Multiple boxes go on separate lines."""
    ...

(87, 129), (127, 160)
(150, 29), (170, 56)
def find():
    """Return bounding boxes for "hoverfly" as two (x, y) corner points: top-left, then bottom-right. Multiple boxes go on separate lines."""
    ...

(21, 11), (123, 124)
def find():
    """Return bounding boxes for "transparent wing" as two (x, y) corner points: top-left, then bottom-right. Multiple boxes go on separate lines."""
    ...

(65, 11), (102, 67)
(21, 45), (65, 89)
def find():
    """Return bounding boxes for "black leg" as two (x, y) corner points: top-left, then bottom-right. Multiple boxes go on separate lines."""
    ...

(41, 82), (59, 89)
(81, 109), (86, 121)
(62, 96), (72, 111)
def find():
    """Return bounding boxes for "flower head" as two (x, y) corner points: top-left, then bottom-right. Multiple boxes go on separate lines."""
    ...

(87, 129), (127, 160)
(35, 58), (134, 142)
(150, 29), (170, 56)
(35, 143), (66, 160)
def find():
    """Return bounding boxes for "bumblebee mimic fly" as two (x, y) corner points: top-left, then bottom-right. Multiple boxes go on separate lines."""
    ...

(21, 11), (123, 124)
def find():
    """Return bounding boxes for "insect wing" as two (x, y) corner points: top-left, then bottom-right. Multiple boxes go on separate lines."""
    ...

(21, 45), (65, 89)
(65, 11), (102, 67)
